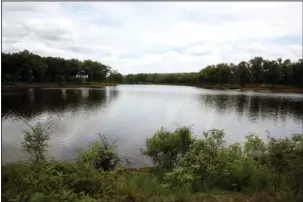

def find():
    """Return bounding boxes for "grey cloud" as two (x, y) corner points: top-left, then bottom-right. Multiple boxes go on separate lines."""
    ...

(2, 2), (302, 74)
(2, 2), (39, 12)
(38, 33), (63, 42)
(64, 45), (111, 56)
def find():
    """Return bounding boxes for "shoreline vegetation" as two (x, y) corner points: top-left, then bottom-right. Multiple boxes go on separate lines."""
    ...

(200, 84), (303, 93)
(3, 123), (303, 202)
(122, 57), (303, 93)
(2, 50), (124, 87)
(2, 50), (303, 93)
(2, 82), (117, 89)
(3, 82), (303, 93)
(124, 83), (303, 93)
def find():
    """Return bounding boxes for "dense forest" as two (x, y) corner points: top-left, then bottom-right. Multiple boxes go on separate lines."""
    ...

(124, 57), (303, 88)
(1, 50), (123, 83)
(2, 50), (303, 88)
(124, 72), (199, 86)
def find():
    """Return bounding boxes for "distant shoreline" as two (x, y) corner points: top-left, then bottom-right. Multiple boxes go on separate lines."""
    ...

(2, 82), (303, 93)
(2, 82), (117, 89)
(199, 84), (303, 93)
(121, 83), (303, 93)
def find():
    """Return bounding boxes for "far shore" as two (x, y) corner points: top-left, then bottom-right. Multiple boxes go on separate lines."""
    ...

(2, 82), (117, 89)
(199, 84), (303, 93)
(2, 82), (303, 93)
(122, 83), (303, 93)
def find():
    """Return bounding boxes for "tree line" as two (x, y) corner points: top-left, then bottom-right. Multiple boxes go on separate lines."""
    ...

(2, 50), (302, 88)
(124, 57), (303, 88)
(123, 72), (198, 86)
(2, 50), (123, 83)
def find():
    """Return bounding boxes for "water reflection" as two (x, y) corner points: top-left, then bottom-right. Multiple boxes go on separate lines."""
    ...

(200, 94), (303, 123)
(1, 85), (303, 165)
(1, 87), (120, 164)
(2, 87), (120, 120)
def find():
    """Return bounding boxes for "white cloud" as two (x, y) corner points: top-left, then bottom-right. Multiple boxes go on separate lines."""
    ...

(2, 2), (302, 74)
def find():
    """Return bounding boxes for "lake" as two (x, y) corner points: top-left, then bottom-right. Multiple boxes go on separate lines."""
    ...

(2, 85), (303, 166)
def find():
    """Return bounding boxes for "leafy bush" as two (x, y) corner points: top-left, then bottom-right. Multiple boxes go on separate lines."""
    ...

(72, 178), (103, 196)
(77, 134), (123, 171)
(163, 129), (297, 194)
(267, 134), (303, 201)
(141, 126), (195, 170)
(21, 122), (51, 162)
(163, 129), (226, 191)
(3, 125), (303, 201)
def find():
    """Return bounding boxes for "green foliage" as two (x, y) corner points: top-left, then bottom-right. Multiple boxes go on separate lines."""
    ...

(119, 172), (171, 198)
(266, 135), (303, 199)
(122, 57), (303, 88)
(141, 126), (195, 170)
(159, 128), (303, 199)
(3, 126), (303, 202)
(123, 72), (199, 86)
(244, 134), (266, 157)
(3, 50), (302, 88)
(77, 134), (123, 171)
(2, 50), (117, 83)
(21, 122), (51, 162)
(72, 178), (103, 195)
(107, 70), (123, 83)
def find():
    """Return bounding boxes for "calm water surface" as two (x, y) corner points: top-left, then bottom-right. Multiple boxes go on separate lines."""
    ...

(2, 85), (303, 166)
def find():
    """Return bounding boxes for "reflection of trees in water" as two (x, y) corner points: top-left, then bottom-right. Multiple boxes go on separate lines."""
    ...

(2, 87), (120, 120)
(200, 94), (303, 122)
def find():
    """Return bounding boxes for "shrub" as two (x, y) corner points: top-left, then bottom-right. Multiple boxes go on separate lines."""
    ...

(3, 125), (303, 201)
(21, 122), (51, 162)
(267, 134), (303, 200)
(165, 129), (273, 193)
(77, 134), (122, 171)
(141, 126), (195, 170)
(72, 178), (103, 196)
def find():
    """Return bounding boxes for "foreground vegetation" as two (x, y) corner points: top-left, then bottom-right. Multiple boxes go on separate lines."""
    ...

(2, 123), (303, 202)
(123, 57), (303, 89)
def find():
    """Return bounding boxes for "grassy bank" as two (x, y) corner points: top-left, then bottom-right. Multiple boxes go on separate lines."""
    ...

(199, 84), (303, 93)
(2, 124), (303, 202)
(2, 82), (117, 89)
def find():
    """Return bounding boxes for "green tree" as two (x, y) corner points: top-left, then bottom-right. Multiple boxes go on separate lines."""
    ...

(249, 57), (264, 84)
(21, 122), (51, 162)
(107, 70), (123, 83)
(281, 59), (293, 85)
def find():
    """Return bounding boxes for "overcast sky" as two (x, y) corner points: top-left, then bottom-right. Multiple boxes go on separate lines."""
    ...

(2, 2), (302, 74)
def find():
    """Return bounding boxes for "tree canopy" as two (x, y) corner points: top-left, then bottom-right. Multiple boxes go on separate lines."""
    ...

(1, 50), (123, 83)
(2, 51), (302, 88)
(123, 57), (303, 88)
